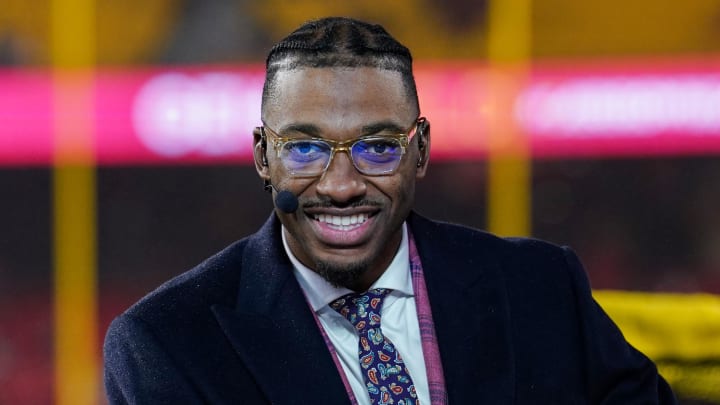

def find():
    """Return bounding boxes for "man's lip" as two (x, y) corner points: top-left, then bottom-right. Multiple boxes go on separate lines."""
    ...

(309, 217), (374, 246)
(305, 209), (378, 228)
(303, 206), (380, 217)
(304, 208), (379, 246)
(311, 212), (372, 227)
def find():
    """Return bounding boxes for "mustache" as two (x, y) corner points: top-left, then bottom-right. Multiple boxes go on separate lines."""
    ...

(301, 198), (383, 209)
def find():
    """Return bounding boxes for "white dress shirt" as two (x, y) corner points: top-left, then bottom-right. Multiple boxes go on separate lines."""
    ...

(283, 223), (430, 405)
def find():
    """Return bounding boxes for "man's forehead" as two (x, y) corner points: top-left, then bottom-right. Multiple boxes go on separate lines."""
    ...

(264, 70), (415, 136)
(262, 66), (417, 127)
(268, 67), (406, 104)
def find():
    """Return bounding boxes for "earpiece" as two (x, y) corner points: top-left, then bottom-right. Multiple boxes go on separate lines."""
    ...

(260, 127), (269, 167)
(415, 117), (429, 168)
(416, 119), (427, 151)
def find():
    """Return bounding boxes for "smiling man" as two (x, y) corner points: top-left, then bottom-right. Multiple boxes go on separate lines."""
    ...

(104, 17), (677, 404)
(260, 65), (422, 292)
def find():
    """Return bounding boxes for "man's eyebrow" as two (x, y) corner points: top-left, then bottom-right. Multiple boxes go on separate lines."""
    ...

(277, 121), (408, 137)
(361, 121), (407, 135)
(278, 123), (321, 137)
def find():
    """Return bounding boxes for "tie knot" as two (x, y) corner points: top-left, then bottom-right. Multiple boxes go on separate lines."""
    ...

(330, 288), (391, 331)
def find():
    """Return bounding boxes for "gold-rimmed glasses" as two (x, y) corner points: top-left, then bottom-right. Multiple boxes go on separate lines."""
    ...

(262, 117), (425, 177)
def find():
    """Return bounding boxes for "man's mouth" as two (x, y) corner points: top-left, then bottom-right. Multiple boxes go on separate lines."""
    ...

(313, 213), (369, 231)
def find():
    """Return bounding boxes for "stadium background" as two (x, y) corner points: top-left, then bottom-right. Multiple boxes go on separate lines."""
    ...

(1, 0), (719, 403)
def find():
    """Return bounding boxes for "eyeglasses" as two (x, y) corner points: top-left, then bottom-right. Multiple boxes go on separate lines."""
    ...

(262, 117), (425, 178)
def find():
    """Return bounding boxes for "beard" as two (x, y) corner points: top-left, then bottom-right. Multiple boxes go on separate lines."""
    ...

(315, 259), (370, 289)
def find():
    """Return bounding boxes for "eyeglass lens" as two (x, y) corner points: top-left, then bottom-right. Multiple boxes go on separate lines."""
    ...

(280, 137), (405, 176)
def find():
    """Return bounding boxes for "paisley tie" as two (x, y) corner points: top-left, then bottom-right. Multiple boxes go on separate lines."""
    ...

(330, 288), (419, 405)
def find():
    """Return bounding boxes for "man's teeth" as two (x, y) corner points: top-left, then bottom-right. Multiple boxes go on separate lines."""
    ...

(314, 214), (369, 226)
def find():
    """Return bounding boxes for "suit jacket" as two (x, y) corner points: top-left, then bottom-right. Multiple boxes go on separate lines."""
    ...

(104, 212), (677, 404)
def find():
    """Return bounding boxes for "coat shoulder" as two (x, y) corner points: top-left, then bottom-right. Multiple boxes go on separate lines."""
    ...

(122, 237), (250, 327)
(103, 235), (271, 404)
(409, 212), (571, 276)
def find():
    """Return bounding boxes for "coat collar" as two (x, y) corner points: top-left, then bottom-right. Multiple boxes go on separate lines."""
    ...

(213, 212), (515, 404)
(212, 214), (350, 404)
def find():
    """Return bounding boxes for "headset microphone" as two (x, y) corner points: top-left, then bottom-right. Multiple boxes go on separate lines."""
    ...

(275, 189), (299, 213)
(264, 182), (299, 213)
(258, 129), (298, 213)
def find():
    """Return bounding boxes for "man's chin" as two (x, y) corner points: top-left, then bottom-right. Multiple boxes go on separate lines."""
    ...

(315, 260), (369, 290)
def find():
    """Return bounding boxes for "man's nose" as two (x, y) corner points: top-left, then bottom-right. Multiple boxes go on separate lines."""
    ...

(315, 151), (367, 203)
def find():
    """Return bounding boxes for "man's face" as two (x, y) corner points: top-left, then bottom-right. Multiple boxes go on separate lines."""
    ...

(257, 67), (428, 291)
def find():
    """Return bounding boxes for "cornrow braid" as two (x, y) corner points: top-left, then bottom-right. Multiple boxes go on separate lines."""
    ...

(261, 17), (419, 117)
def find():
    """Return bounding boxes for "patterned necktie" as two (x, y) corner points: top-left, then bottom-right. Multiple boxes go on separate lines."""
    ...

(330, 288), (419, 405)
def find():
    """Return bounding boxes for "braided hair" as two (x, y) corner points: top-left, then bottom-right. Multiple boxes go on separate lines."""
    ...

(261, 17), (419, 116)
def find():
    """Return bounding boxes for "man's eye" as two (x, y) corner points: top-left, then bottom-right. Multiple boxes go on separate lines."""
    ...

(369, 143), (389, 154)
(295, 142), (316, 154)
(285, 141), (329, 162)
(354, 139), (402, 164)
(362, 140), (399, 155)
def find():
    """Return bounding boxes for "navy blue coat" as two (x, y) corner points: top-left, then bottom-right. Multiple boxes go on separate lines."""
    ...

(104, 212), (676, 404)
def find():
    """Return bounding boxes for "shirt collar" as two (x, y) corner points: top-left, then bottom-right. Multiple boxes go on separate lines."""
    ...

(282, 223), (413, 312)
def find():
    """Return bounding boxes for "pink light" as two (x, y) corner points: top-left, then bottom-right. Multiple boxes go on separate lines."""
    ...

(95, 67), (264, 165)
(132, 71), (262, 158)
(516, 71), (720, 157)
(0, 70), (52, 166)
(518, 74), (720, 136)
(2, 59), (720, 166)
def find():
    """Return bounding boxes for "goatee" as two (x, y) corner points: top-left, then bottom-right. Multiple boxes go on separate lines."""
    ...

(315, 260), (369, 289)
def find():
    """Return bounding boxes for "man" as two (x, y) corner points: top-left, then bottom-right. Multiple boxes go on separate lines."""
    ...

(104, 17), (677, 404)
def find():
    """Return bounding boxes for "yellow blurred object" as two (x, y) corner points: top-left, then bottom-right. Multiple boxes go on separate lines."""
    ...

(95, 0), (179, 65)
(535, 0), (720, 57)
(1, 0), (177, 65)
(657, 362), (720, 404)
(595, 290), (720, 360)
(486, 0), (532, 237)
(51, 1), (98, 404)
(595, 290), (720, 402)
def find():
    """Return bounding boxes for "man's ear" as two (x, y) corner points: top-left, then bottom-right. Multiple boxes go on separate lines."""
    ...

(253, 127), (271, 181)
(415, 118), (430, 179)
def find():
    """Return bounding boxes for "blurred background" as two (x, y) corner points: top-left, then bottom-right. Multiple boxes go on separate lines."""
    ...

(1, 0), (720, 403)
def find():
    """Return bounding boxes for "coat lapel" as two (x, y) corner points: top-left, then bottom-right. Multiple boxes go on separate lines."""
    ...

(212, 215), (350, 405)
(409, 213), (516, 404)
